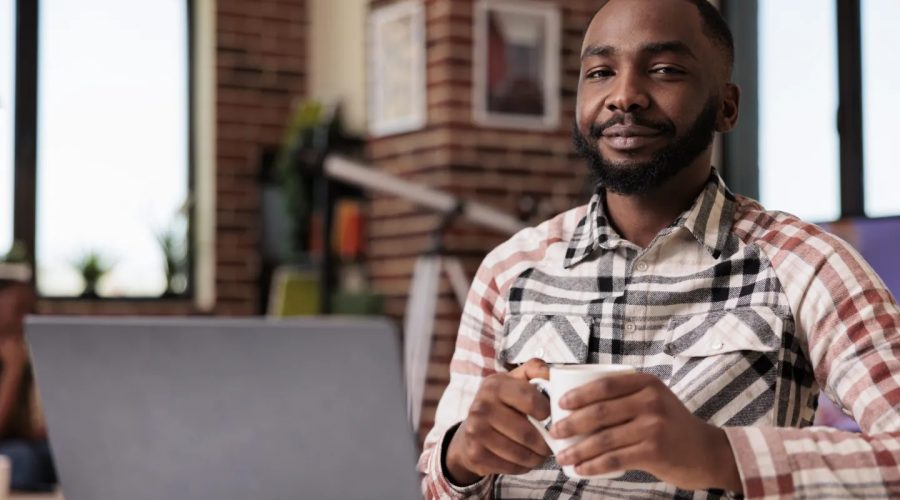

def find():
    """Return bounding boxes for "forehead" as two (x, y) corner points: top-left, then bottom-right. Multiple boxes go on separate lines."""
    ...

(582, 0), (711, 60)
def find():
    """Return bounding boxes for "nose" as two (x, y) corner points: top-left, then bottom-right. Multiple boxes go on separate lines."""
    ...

(605, 69), (650, 113)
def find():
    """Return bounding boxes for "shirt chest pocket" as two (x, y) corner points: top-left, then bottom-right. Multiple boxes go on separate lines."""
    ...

(664, 306), (784, 358)
(500, 314), (592, 365)
(663, 306), (786, 423)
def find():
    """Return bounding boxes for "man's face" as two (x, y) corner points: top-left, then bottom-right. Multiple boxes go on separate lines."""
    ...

(574, 0), (731, 195)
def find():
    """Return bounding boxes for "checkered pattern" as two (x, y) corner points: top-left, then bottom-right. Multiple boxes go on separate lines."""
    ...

(418, 170), (900, 499)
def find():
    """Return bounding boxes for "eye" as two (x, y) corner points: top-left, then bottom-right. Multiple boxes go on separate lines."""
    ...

(651, 66), (686, 76)
(585, 68), (614, 79)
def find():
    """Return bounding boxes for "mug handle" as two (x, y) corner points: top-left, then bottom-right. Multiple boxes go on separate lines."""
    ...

(527, 378), (564, 454)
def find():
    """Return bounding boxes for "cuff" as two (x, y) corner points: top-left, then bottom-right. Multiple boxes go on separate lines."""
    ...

(431, 422), (493, 498)
(723, 426), (794, 499)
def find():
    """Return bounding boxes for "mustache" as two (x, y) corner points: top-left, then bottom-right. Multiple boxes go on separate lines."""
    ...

(589, 114), (675, 139)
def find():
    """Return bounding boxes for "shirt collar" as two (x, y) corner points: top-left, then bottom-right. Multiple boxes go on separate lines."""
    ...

(563, 168), (737, 269)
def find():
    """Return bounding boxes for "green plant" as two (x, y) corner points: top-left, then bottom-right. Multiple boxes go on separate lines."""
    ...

(273, 99), (338, 257)
(1, 241), (29, 264)
(157, 227), (187, 295)
(72, 251), (112, 297)
(154, 201), (190, 296)
(0, 241), (33, 282)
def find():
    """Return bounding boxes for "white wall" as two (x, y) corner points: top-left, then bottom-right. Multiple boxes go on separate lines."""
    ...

(309, 0), (368, 136)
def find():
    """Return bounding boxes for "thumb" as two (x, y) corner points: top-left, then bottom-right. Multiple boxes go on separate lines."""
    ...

(510, 358), (549, 381)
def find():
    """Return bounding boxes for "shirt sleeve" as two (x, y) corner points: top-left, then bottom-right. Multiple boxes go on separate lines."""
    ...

(417, 253), (510, 499)
(727, 225), (900, 499)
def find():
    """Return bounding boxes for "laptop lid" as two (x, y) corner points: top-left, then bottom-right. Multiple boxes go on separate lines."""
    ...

(26, 316), (422, 500)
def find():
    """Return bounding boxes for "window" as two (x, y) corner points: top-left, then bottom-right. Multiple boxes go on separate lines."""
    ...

(861, 0), (900, 217)
(35, 0), (189, 296)
(0, 0), (14, 254)
(727, 0), (900, 221)
(758, 0), (840, 222)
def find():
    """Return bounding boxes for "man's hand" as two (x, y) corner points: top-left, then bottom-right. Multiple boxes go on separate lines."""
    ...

(551, 372), (743, 493)
(445, 359), (553, 485)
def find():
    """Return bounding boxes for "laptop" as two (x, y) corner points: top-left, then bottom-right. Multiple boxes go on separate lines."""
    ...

(26, 316), (422, 500)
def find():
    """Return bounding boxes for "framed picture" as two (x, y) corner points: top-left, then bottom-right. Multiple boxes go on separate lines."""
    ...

(368, 0), (426, 137)
(473, 0), (561, 130)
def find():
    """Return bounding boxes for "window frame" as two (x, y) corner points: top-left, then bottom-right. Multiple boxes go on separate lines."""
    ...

(721, 0), (867, 219)
(13, 0), (36, 266)
(12, 0), (197, 300)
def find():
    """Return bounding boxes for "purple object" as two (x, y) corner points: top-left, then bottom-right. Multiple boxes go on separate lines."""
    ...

(823, 217), (900, 299)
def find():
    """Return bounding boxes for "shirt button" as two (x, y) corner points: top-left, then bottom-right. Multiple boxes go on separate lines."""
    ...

(624, 322), (637, 333)
(635, 262), (649, 272)
(534, 348), (545, 359)
(711, 341), (724, 351)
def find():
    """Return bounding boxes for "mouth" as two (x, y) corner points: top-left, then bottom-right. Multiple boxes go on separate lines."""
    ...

(600, 125), (665, 151)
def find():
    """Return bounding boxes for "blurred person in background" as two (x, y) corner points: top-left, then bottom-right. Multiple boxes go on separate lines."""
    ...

(0, 279), (56, 492)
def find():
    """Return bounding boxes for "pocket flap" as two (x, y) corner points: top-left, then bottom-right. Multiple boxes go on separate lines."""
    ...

(501, 314), (591, 365)
(664, 307), (784, 358)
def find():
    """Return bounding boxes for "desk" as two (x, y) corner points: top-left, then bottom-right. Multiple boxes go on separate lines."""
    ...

(9, 492), (62, 500)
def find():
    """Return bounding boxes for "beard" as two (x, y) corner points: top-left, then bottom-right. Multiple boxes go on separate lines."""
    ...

(572, 97), (719, 195)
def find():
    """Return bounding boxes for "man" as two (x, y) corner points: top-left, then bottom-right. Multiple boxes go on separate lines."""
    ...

(418, 0), (900, 498)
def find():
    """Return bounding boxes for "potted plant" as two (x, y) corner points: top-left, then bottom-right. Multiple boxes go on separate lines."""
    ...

(72, 251), (112, 298)
(273, 99), (339, 258)
(0, 241), (32, 282)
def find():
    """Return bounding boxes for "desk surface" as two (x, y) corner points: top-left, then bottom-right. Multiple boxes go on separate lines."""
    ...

(10, 492), (62, 500)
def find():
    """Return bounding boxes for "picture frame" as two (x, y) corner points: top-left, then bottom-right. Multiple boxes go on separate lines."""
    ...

(367, 0), (427, 137)
(473, 0), (561, 130)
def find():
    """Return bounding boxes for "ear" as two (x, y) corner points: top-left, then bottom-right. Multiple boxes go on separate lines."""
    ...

(716, 83), (740, 133)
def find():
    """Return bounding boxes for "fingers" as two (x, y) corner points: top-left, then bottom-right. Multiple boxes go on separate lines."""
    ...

(569, 441), (650, 478)
(458, 440), (534, 477)
(466, 418), (548, 470)
(452, 370), (556, 478)
(476, 375), (551, 450)
(492, 376), (551, 421)
(509, 358), (550, 382)
(559, 372), (662, 410)
(483, 403), (552, 456)
(551, 385), (660, 438)
(555, 417), (646, 466)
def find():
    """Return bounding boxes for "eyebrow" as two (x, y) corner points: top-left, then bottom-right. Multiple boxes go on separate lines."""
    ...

(581, 41), (698, 61)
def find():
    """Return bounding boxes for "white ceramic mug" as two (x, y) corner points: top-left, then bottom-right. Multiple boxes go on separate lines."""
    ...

(528, 363), (635, 480)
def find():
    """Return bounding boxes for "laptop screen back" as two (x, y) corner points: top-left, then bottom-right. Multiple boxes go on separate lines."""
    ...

(26, 316), (421, 500)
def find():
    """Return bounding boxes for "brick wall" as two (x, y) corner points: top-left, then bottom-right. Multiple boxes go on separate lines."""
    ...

(215, 0), (308, 315)
(366, 0), (599, 441)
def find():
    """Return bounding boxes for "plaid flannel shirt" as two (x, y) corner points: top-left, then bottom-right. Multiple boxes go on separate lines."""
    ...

(418, 170), (900, 499)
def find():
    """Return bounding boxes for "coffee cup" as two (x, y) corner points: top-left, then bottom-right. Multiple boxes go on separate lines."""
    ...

(528, 363), (635, 480)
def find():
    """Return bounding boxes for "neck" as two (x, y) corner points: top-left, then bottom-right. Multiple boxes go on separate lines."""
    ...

(604, 162), (712, 248)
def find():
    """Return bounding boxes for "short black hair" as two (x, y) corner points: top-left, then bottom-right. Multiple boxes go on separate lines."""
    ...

(594, 0), (735, 75)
